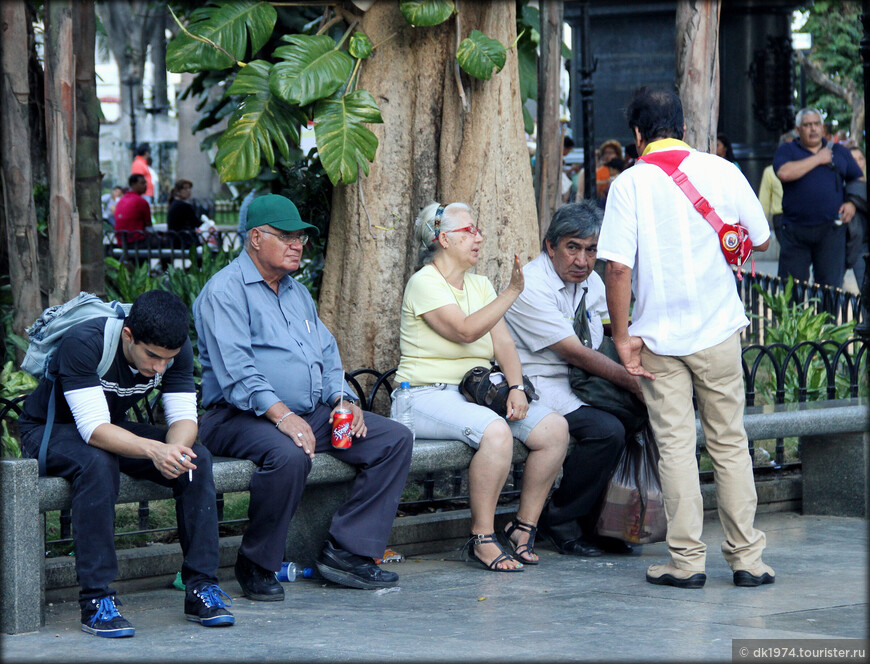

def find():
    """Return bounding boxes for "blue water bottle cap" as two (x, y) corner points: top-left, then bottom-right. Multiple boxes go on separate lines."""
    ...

(400, 381), (410, 389)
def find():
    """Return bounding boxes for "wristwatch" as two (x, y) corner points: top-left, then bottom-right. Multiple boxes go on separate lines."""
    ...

(509, 384), (526, 392)
(336, 395), (360, 407)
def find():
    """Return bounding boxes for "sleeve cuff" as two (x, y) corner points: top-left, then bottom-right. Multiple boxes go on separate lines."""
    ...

(598, 251), (635, 268)
(252, 391), (281, 417)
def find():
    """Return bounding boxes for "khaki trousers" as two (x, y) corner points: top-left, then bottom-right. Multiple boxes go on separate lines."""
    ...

(640, 332), (766, 571)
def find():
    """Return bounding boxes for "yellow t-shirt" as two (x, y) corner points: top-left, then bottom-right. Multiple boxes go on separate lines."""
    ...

(396, 265), (497, 386)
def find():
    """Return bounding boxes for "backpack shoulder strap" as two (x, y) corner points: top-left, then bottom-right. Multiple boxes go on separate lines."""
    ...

(97, 301), (128, 377)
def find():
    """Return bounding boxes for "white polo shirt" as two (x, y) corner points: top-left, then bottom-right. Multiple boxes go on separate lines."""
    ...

(598, 141), (770, 356)
(505, 252), (607, 415)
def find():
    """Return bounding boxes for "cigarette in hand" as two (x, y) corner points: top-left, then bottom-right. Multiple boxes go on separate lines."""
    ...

(181, 454), (193, 482)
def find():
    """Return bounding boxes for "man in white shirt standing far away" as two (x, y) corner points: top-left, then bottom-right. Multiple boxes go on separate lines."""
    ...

(599, 87), (775, 589)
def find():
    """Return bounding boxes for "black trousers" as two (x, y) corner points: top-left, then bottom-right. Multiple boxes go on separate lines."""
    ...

(777, 220), (846, 289)
(199, 403), (413, 569)
(539, 405), (625, 541)
(18, 416), (220, 609)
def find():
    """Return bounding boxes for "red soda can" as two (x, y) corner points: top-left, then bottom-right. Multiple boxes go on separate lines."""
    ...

(332, 408), (353, 449)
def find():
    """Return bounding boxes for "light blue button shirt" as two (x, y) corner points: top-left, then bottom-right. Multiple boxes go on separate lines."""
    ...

(193, 250), (352, 415)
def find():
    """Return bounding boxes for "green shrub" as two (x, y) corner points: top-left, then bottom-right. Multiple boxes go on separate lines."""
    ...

(747, 276), (862, 404)
(1, 361), (38, 457)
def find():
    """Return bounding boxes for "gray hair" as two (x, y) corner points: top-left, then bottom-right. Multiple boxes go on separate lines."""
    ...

(542, 199), (603, 252)
(414, 202), (473, 268)
(795, 108), (824, 127)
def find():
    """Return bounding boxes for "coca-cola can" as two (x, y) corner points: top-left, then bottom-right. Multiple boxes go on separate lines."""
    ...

(332, 408), (353, 449)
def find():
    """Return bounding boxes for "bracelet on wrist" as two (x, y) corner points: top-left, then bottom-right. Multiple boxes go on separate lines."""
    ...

(275, 411), (294, 428)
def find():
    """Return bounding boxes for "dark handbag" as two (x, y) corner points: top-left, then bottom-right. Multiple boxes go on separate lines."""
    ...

(459, 364), (539, 417)
(595, 423), (667, 544)
(568, 290), (647, 435)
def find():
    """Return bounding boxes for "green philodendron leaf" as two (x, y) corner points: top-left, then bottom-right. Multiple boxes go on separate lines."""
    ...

(399, 0), (454, 26)
(456, 30), (506, 81)
(227, 60), (273, 95)
(214, 63), (306, 182)
(520, 5), (540, 32)
(349, 32), (373, 59)
(517, 40), (537, 101)
(167, 1), (277, 72)
(522, 105), (534, 136)
(270, 35), (353, 106)
(314, 90), (383, 185)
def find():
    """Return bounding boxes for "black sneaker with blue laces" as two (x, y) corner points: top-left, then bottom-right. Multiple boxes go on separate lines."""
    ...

(184, 584), (235, 627)
(80, 595), (135, 638)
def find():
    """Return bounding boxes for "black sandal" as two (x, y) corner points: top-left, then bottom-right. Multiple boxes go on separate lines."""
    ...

(503, 518), (540, 565)
(459, 533), (524, 573)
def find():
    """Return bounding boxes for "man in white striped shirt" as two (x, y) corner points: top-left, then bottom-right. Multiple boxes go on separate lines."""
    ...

(599, 87), (775, 590)
(18, 290), (233, 637)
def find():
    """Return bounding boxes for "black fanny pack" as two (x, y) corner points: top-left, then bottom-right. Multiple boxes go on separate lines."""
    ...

(459, 364), (539, 417)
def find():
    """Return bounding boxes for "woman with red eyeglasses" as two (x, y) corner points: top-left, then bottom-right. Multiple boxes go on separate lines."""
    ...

(392, 202), (569, 572)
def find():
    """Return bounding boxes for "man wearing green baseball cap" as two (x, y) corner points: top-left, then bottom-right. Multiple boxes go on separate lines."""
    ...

(194, 194), (413, 599)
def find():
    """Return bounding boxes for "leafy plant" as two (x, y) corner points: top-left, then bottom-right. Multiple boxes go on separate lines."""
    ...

(167, 0), (518, 186)
(1, 361), (38, 458)
(104, 258), (165, 303)
(164, 247), (238, 312)
(747, 277), (861, 404)
(0, 280), (29, 366)
(456, 30), (507, 81)
(514, 4), (571, 134)
(793, 0), (863, 143)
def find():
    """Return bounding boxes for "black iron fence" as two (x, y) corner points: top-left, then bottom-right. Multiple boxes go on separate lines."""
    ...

(103, 229), (244, 265)
(737, 271), (864, 345)
(2, 337), (865, 553)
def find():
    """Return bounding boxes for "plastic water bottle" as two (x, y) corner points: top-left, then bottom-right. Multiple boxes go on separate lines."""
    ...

(394, 381), (415, 442)
(275, 562), (315, 582)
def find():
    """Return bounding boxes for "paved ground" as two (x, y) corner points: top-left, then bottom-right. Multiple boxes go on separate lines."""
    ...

(2, 511), (866, 663)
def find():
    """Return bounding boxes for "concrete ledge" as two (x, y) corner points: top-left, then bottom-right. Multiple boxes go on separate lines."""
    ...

(700, 398), (869, 444)
(39, 474), (805, 604)
(800, 431), (868, 517)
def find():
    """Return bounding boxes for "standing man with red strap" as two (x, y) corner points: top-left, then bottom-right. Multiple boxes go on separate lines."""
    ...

(599, 87), (774, 589)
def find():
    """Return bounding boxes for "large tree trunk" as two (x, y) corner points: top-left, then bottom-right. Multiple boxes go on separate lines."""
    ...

(0, 0), (42, 342)
(95, 1), (161, 152)
(176, 72), (226, 202)
(150, 9), (169, 113)
(319, 2), (538, 376)
(534, 0), (564, 240)
(675, 0), (720, 152)
(44, 0), (81, 305)
(74, 0), (104, 297)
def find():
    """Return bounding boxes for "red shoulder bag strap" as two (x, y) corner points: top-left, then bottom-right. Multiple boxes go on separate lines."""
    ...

(639, 149), (753, 279)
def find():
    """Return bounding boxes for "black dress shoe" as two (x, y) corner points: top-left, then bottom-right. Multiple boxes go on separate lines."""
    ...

(234, 552), (285, 602)
(316, 539), (399, 589)
(538, 522), (603, 557)
(590, 535), (637, 555)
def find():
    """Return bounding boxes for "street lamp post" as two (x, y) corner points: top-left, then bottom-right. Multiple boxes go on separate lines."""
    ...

(122, 77), (139, 160)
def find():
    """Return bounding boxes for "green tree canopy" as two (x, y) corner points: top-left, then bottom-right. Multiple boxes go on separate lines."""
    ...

(795, 0), (863, 141)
